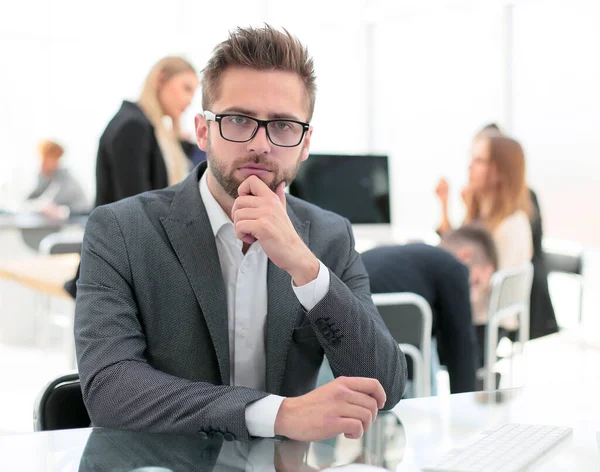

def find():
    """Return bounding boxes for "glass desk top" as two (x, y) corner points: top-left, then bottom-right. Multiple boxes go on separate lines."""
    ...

(1, 379), (598, 471)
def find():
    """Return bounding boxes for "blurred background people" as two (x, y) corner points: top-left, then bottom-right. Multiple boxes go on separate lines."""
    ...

(361, 225), (497, 394)
(438, 225), (499, 372)
(26, 140), (89, 217)
(438, 125), (559, 340)
(95, 56), (199, 207)
(435, 131), (534, 328)
(479, 125), (559, 339)
(65, 56), (199, 298)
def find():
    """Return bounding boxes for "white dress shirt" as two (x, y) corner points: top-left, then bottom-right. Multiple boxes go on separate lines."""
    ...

(199, 172), (330, 437)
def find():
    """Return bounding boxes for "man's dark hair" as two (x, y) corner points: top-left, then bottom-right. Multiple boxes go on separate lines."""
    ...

(202, 24), (317, 120)
(442, 224), (499, 270)
(481, 122), (501, 132)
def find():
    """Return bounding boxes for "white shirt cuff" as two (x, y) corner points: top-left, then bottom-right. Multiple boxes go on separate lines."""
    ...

(245, 394), (285, 438)
(292, 260), (330, 311)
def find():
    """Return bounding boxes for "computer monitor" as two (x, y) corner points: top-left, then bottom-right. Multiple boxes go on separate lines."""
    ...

(289, 154), (391, 225)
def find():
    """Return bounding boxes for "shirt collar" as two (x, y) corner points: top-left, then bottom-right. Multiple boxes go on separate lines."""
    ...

(199, 171), (232, 237)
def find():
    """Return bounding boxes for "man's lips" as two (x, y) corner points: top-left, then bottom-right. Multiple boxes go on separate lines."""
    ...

(238, 165), (272, 177)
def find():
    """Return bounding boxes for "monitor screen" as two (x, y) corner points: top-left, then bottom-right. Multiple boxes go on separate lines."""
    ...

(289, 154), (391, 224)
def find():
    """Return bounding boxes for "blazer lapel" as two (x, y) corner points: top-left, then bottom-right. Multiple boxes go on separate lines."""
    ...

(160, 163), (230, 385)
(265, 204), (311, 394)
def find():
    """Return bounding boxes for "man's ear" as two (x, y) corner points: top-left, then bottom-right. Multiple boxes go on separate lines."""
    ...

(195, 114), (209, 151)
(300, 127), (312, 162)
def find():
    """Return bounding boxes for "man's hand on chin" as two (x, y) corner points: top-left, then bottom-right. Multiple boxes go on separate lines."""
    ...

(232, 175), (319, 286)
(273, 377), (386, 442)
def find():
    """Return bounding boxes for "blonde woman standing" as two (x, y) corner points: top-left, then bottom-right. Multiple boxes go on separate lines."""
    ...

(65, 57), (198, 299)
(95, 56), (198, 206)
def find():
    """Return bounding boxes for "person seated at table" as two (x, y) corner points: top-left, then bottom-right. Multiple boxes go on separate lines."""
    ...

(361, 225), (497, 394)
(75, 25), (406, 443)
(26, 140), (89, 217)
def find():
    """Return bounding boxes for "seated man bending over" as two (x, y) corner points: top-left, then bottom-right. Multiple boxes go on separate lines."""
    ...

(361, 225), (498, 393)
(75, 25), (406, 442)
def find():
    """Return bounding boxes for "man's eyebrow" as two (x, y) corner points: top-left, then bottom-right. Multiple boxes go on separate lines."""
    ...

(219, 107), (257, 116)
(218, 107), (305, 122)
(269, 112), (305, 121)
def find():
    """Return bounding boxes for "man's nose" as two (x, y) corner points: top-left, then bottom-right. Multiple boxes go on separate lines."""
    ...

(247, 124), (272, 155)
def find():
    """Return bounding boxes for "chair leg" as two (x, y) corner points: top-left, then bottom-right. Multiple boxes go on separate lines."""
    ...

(399, 344), (425, 397)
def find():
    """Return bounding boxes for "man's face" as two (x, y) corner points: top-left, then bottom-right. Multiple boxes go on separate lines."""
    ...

(468, 262), (495, 304)
(195, 67), (312, 199)
(41, 155), (60, 177)
(452, 245), (495, 304)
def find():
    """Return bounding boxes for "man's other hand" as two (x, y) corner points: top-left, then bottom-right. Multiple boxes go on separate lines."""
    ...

(273, 377), (386, 442)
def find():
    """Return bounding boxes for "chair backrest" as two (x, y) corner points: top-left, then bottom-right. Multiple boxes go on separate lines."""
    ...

(33, 373), (90, 431)
(484, 262), (534, 390)
(372, 293), (433, 397)
(487, 262), (535, 341)
(545, 250), (584, 276)
(38, 231), (84, 255)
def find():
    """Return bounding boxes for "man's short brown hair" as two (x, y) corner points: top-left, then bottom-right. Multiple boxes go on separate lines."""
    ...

(201, 25), (317, 120)
(38, 140), (64, 160)
(442, 224), (499, 270)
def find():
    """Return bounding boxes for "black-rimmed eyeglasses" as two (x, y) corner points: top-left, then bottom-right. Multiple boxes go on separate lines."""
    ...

(203, 111), (310, 148)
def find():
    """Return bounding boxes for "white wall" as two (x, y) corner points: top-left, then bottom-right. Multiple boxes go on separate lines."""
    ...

(1, 0), (598, 245)
(512, 0), (600, 246)
(372, 3), (507, 235)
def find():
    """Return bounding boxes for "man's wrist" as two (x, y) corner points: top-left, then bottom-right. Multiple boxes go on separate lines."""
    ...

(274, 397), (294, 437)
(288, 248), (320, 287)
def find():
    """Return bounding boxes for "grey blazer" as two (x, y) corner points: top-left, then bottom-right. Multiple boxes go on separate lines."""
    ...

(75, 162), (406, 441)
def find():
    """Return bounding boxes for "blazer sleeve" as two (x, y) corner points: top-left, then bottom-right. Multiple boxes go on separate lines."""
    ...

(435, 261), (477, 394)
(109, 119), (154, 198)
(75, 205), (268, 439)
(304, 219), (407, 409)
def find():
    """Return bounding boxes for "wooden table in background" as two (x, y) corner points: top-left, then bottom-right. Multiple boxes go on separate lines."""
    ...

(0, 254), (79, 299)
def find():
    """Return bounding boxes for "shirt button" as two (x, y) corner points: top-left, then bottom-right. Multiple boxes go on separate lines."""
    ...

(240, 265), (247, 274)
(240, 328), (248, 337)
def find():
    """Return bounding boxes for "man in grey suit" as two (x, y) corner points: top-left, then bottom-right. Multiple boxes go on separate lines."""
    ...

(75, 25), (406, 443)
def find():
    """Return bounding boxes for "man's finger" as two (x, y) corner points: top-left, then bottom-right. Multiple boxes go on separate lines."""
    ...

(339, 377), (387, 409)
(337, 418), (363, 440)
(337, 403), (374, 434)
(343, 390), (379, 425)
(275, 181), (287, 209)
(232, 196), (264, 213)
(232, 208), (263, 223)
(235, 220), (261, 243)
(238, 175), (272, 197)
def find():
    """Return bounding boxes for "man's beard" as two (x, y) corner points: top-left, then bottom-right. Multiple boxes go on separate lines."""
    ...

(207, 139), (303, 199)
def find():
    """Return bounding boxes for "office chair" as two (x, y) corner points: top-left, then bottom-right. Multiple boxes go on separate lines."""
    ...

(372, 293), (433, 397)
(544, 248), (585, 324)
(482, 263), (534, 391)
(36, 231), (83, 366)
(33, 373), (90, 431)
(38, 231), (84, 255)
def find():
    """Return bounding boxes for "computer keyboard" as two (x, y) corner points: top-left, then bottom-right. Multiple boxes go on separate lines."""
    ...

(423, 423), (572, 472)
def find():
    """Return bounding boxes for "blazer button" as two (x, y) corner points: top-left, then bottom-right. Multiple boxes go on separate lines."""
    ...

(198, 431), (208, 440)
(213, 431), (224, 439)
(224, 432), (235, 441)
